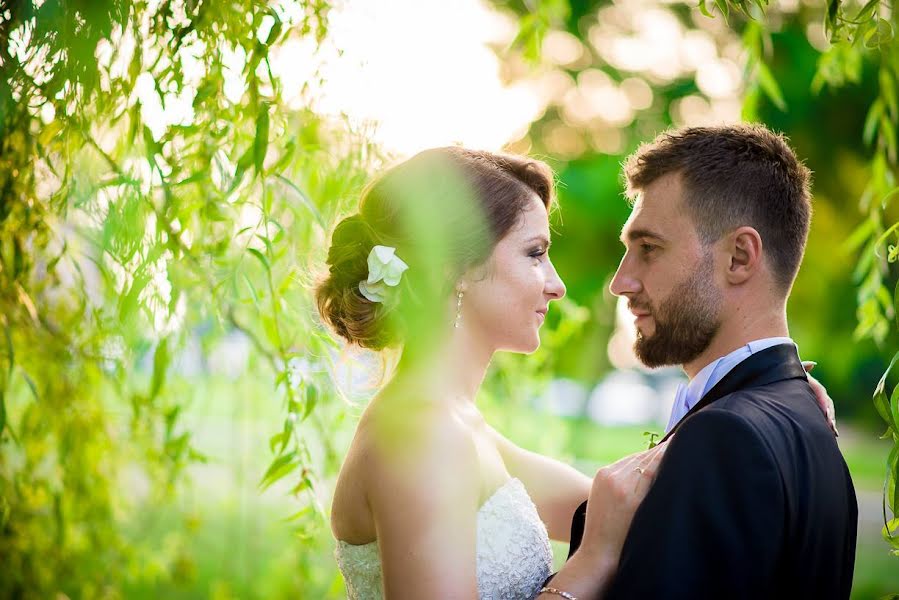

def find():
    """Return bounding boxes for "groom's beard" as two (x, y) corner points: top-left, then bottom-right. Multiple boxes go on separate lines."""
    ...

(632, 254), (722, 368)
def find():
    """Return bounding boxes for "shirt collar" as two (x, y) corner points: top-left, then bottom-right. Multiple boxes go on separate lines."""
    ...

(665, 337), (796, 432)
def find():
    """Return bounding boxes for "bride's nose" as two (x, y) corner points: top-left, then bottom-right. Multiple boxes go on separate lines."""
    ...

(545, 259), (566, 300)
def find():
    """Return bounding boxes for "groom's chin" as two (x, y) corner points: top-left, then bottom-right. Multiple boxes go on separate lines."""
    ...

(633, 337), (677, 369)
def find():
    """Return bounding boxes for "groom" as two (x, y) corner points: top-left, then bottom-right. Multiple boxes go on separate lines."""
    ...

(548, 124), (857, 599)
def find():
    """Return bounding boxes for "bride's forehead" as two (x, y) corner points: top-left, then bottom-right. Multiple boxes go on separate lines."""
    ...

(515, 196), (550, 229)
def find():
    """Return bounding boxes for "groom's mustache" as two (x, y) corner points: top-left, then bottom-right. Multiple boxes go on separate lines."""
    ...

(628, 300), (654, 317)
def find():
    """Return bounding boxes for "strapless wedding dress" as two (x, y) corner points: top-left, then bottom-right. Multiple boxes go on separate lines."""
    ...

(334, 478), (553, 599)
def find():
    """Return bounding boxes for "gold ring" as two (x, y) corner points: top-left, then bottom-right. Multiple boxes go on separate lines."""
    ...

(634, 467), (646, 475)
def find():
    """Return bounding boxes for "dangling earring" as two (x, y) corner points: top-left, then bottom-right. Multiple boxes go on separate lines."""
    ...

(454, 290), (464, 329)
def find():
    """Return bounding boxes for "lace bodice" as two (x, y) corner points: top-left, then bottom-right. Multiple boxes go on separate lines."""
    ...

(334, 478), (553, 599)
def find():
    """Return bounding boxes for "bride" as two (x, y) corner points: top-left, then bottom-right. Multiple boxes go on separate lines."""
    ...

(315, 147), (831, 599)
(315, 145), (665, 598)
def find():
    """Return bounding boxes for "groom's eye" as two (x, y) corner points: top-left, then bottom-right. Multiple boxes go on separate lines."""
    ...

(640, 243), (657, 255)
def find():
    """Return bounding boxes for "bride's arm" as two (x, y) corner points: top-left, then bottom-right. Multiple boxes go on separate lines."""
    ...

(487, 426), (590, 542)
(368, 413), (481, 599)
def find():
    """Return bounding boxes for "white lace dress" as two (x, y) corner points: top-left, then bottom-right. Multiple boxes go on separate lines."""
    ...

(334, 478), (553, 599)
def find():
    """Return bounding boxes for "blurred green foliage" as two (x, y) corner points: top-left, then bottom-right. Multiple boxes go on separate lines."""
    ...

(0, 0), (897, 597)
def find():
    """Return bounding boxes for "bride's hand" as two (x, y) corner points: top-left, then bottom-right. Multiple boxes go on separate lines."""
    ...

(803, 361), (838, 436)
(576, 442), (668, 569)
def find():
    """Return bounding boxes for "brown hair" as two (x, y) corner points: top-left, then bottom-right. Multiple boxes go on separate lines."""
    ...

(623, 124), (812, 291)
(316, 147), (555, 351)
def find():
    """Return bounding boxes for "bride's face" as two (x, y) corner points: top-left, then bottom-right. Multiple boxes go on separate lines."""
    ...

(461, 194), (566, 353)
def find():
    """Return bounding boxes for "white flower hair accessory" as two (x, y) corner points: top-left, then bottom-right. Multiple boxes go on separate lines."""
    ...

(358, 245), (409, 303)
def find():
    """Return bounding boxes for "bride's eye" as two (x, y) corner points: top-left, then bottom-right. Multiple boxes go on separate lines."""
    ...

(528, 247), (547, 259)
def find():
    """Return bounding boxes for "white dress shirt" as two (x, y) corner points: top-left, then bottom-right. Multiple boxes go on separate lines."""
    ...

(665, 337), (797, 433)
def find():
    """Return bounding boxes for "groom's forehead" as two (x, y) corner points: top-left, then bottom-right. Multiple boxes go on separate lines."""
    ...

(621, 182), (693, 242)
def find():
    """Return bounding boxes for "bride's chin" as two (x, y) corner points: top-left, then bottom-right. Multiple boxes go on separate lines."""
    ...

(522, 335), (541, 355)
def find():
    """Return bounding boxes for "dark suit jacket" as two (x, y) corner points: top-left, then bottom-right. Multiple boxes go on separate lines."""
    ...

(567, 344), (858, 599)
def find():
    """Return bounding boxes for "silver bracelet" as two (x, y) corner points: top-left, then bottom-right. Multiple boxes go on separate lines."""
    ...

(538, 587), (578, 600)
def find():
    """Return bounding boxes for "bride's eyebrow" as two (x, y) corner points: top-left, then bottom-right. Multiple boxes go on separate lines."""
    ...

(524, 235), (551, 247)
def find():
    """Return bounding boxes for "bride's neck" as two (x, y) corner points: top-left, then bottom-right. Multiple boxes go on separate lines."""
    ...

(394, 325), (493, 405)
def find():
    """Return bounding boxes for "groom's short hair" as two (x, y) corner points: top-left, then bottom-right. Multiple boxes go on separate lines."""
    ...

(624, 124), (812, 292)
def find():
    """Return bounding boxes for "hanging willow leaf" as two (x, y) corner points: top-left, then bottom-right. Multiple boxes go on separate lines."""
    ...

(865, 99), (885, 145)
(756, 61), (787, 111)
(254, 105), (270, 173)
(274, 174), (325, 228)
(247, 247), (270, 273)
(825, 0), (841, 39)
(150, 338), (170, 399)
(259, 451), (300, 491)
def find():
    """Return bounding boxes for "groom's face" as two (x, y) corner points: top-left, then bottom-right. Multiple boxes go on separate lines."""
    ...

(610, 173), (723, 368)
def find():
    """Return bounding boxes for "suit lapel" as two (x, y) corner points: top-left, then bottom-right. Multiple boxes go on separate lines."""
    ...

(659, 344), (807, 443)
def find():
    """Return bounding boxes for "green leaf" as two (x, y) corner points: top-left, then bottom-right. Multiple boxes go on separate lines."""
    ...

(874, 351), (899, 424)
(3, 325), (13, 378)
(865, 17), (895, 49)
(697, 0), (714, 18)
(864, 99), (884, 146)
(259, 451), (299, 491)
(887, 441), (899, 516)
(247, 248), (270, 272)
(756, 61), (787, 111)
(0, 388), (6, 439)
(303, 385), (318, 421)
(854, 0), (879, 23)
(269, 430), (289, 454)
(825, 0), (840, 39)
(713, 0), (730, 21)
(882, 187), (899, 209)
(274, 175), (325, 229)
(151, 338), (170, 399)
(256, 234), (274, 257)
(843, 217), (875, 253)
(254, 105), (270, 173)
(22, 371), (38, 400)
(242, 272), (259, 304)
(283, 506), (312, 523)
(894, 277), (899, 330)
(881, 114), (898, 163)
(881, 67), (898, 121)
(889, 382), (899, 433)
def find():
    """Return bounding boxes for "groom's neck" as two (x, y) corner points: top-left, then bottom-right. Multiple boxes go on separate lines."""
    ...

(682, 303), (789, 380)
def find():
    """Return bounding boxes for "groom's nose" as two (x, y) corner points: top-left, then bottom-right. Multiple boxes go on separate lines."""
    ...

(609, 257), (641, 298)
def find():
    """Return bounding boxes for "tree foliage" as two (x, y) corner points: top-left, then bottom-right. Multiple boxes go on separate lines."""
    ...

(0, 0), (372, 594)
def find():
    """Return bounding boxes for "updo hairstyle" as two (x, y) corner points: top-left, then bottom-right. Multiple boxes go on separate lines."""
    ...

(315, 147), (554, 351)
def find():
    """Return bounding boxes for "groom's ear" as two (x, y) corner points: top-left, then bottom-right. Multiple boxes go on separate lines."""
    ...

(723, 226), (763, 285)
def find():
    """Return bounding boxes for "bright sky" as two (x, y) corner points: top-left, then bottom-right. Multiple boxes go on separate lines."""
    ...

(273, 0), (543, 157)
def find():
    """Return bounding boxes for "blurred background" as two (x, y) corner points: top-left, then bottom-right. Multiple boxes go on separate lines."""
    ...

(1, 0), (898, 597)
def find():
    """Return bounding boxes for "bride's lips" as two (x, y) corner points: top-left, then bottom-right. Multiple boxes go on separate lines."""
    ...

(536, 307), (548, 324)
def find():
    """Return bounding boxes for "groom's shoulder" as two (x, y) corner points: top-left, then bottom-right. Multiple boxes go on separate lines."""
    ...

(713, 377), (832, 440)
(682, 379), (841, 466)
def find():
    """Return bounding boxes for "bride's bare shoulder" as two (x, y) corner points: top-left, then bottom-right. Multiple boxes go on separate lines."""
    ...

(359, 392), (475, 471)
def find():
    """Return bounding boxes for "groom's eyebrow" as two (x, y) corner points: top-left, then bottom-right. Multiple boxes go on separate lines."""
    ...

(621, 228), (668, 244)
